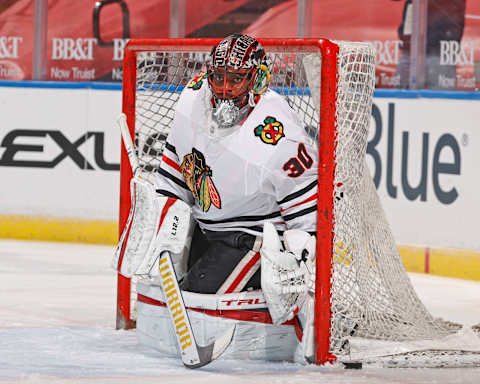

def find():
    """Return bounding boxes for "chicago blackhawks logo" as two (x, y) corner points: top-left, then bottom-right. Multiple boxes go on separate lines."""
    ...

(187, 72), (207, 90)
(254, 116), (285, 145)
(181, 148), (221, 212)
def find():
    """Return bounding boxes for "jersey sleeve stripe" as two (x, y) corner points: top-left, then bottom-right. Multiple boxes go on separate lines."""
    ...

(197, 211), (281, 225)
(277, 180), (317, 205)
(225, 225), (284, 236)
(155, 189), (181, 200)
(156, 168), (189, 190)
(196, 225), (286, 239)
(283, 205), (317, 222)
(165, 141), (177, 155)
(161, 154), (182, 173)
(281, 193), (317, 212)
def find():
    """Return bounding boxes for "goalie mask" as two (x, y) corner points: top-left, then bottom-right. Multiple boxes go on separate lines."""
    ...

(207, 34), (272, 129)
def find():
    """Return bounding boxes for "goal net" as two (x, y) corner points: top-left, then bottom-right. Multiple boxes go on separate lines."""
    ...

(117, 38), (480, 366)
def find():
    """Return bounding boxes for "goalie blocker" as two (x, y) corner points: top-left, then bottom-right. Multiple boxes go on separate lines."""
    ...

(113, 177), (320, 363)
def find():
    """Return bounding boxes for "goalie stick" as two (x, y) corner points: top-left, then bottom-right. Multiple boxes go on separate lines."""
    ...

(116, 113), (236, 368)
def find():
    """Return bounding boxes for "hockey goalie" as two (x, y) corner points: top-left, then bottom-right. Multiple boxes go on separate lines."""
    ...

(113, 34), (321, 364)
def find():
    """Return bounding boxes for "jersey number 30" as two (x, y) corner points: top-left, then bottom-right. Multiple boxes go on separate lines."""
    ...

(283, 143), (313, 177)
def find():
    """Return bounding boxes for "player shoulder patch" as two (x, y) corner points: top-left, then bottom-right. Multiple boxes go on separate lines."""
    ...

(180, 148), (221, 212)
(253, 116), (285, 145)
(187, 72), (207, 90)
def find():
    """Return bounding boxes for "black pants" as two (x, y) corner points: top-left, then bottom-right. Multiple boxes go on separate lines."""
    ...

(180, 225), (261, 294)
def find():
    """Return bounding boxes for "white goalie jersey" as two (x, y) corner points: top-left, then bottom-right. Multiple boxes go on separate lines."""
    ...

(155, 75), (318, 237)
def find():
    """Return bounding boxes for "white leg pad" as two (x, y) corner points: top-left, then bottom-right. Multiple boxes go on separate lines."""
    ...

(136, 280), (298, 361)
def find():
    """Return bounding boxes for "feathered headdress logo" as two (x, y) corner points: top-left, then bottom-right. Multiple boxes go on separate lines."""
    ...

(181, 148), (221, 212)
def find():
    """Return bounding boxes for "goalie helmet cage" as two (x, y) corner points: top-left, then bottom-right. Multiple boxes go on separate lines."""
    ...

(118, 38), (474, 366)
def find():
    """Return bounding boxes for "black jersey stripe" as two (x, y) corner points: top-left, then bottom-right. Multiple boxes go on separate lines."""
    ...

(165, 141), (177, 155)
(277, 180), (317, 205)
(283, 205), (317, 222)
(155, 189), (181, 200)
(156, 168), (189, 190)
(197, 211), (282, 225)
(200, 225), (285, 237)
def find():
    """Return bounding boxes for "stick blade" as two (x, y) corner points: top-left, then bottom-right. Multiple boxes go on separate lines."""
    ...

(184, 325), (236, 369)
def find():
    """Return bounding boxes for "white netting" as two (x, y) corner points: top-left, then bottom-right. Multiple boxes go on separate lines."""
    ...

(123, 40), (480, 366)
(327, 43), (480, 366)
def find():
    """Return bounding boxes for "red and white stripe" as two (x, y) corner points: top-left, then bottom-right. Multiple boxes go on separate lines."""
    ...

(161, 153), (182, 175)
(216, 236), (263, 294)
(281, 193), (317, 213)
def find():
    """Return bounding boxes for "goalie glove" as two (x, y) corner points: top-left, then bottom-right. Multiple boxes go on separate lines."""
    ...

(112, 176), (193, 279)
(260, 222), (316, 326)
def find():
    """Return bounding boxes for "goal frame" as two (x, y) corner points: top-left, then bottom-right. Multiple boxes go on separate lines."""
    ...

(118, 38), (340, 365)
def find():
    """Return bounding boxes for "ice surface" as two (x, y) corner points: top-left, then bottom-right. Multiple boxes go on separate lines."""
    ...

(1, 239), (479, 383)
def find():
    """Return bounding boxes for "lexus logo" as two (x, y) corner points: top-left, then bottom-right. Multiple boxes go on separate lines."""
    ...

(0, 129), (119, 170)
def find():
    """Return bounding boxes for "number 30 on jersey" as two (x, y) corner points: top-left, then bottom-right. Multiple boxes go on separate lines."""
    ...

(282, 143), (313, 177)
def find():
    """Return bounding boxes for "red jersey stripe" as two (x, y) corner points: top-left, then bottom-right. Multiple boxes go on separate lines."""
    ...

(224, 251), (261, 294)
(162, 154), (182, 173)
(281, 193), (317, 213)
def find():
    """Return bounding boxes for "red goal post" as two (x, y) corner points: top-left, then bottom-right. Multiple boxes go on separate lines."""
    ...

(117, 38), (467, 367)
